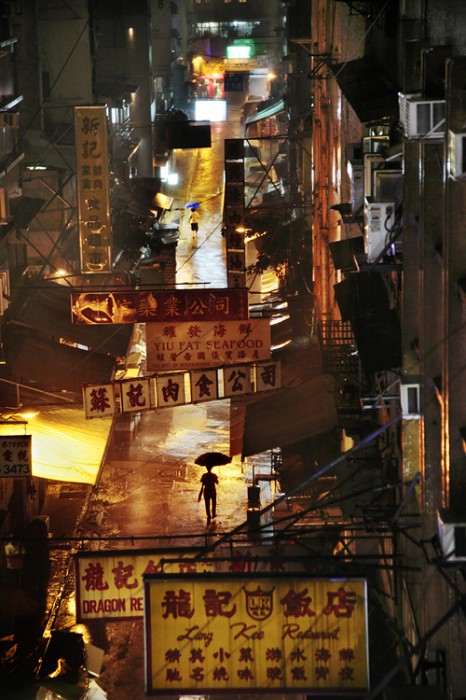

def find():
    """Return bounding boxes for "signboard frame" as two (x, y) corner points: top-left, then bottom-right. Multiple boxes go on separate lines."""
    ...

(0, 434), (32, 477)
(144, 573), (370, 695)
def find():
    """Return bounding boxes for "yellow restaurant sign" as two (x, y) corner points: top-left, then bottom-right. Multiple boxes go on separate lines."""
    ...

(144, 574), (369, 694)
(74, 550), (216, 622)
(75, 106), (112, 273)
(75, 543), (306, 622)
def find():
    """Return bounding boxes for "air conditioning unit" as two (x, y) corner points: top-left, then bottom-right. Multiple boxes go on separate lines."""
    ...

(398, 93), (446, 139)
(0, 187), (10, 224)
(437, 509), (466, 563)
(400, 382), (421, 419)
(447, 130), (466, 179)
(0, 111), (19, 128)
(373, 169), (403, 205)
(364, 197), (395, 262)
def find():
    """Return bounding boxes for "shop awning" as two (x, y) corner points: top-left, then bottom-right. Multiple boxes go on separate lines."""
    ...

(245, 98), (287, 126)
(241, 374), (338, 458)
(4, 326), (119, 393)
(5, 281), (133, 356)
(328, 58), (399, 124)
(0, 406), (112, 484)
(113, 177), (173, 219)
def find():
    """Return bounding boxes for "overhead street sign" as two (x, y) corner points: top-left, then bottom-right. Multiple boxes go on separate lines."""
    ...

(71, 288), (249, 324)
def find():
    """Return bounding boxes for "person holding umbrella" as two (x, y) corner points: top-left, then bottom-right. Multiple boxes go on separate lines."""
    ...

(189, 206), (200, 237)
(198, 465), (218, 522)
(195, 452), (231, 522)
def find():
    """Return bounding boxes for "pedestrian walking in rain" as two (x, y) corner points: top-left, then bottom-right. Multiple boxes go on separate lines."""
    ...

(189, 207), (200, 237)
(198, 465), (218, 521)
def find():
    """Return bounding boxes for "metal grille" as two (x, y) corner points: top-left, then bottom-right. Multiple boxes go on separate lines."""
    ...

(317, 319), (360, 378)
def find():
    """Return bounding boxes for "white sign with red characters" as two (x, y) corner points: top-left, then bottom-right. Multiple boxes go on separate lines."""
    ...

(146, 319), (271, 371)
(0, 435), (32, 477)
(144, 574), (369, 695)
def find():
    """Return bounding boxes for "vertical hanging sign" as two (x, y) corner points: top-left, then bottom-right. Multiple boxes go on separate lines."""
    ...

(75, 106), (112, 273)
(224, 139), (246, 289)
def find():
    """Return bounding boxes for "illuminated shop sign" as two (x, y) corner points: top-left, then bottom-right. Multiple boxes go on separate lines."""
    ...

(75, 544), (315, 623)
(82, 360), (281, 419)
(75, 551), (216, 622)
(75, 106), (112, 273)
(226, 45), (251, 59)
(70, 288), (249, 325)
(146, 319), (271, 371)
(144, 574), (369, 695)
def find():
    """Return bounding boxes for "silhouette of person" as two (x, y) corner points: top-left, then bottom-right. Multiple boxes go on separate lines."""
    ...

(199, 465), (218, 521)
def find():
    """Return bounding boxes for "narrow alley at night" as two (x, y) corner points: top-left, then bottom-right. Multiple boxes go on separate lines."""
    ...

(1, 2), (466, 700)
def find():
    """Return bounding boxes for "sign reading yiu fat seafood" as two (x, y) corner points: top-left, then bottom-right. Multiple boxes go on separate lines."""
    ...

(144, 574), (369, 695)
(146, 319), (271, 370)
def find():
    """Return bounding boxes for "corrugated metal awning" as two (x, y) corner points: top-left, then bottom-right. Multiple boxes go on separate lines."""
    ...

(241, 374), (338, 458)
(4, 326), (119, 393)
(328, 58), (399, 124)
(245, 98), (287, 126)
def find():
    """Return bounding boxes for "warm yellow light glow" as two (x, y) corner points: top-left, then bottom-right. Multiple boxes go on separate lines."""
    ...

(17, 408), (40, 420)
(55, 268), (67, 277)
(128, 27), (134, 39)
(192, 56), (204, 73)
(267, 72), (277, 80)
(0, 406), (112, 484)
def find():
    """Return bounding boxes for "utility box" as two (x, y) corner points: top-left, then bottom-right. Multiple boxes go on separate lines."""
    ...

(247, 485), (260, 508)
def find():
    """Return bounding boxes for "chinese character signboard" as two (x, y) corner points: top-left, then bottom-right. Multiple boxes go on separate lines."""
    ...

(120, 377), (152, 413)
(254, 360), (281, 392)
(71, 288), (249, 325)
(0, 435), (32, 477)
(224, 138), (246, 289)
(190, 369), (218, 403)
(75, 551), (215, 622)
(82, 361), (281, 419)
(83, 383), (117, 419)
(144, 574), (369, 695)
(75, 106), (112, 273)
(146, 319), (271, 371)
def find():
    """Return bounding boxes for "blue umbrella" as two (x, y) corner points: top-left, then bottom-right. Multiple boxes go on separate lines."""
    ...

(185, 201), (200, 210)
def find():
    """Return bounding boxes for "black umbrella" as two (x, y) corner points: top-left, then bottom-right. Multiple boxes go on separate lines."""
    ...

(195, 452), (232, 468)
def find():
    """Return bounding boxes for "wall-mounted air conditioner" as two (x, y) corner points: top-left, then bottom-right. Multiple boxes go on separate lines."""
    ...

(373, 169), (403, 205)
(447, 130), (466, 179)
(438, 509), (466, 563)
(400, 382), (421, 418)
(398, 93), (446, 139)
(0, 112), (19, 129)
(364, 197), (395, 262)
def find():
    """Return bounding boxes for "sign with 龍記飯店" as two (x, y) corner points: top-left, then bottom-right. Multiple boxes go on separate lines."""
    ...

(146, 319), (271, 370)
(144, 574), (369, 695)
